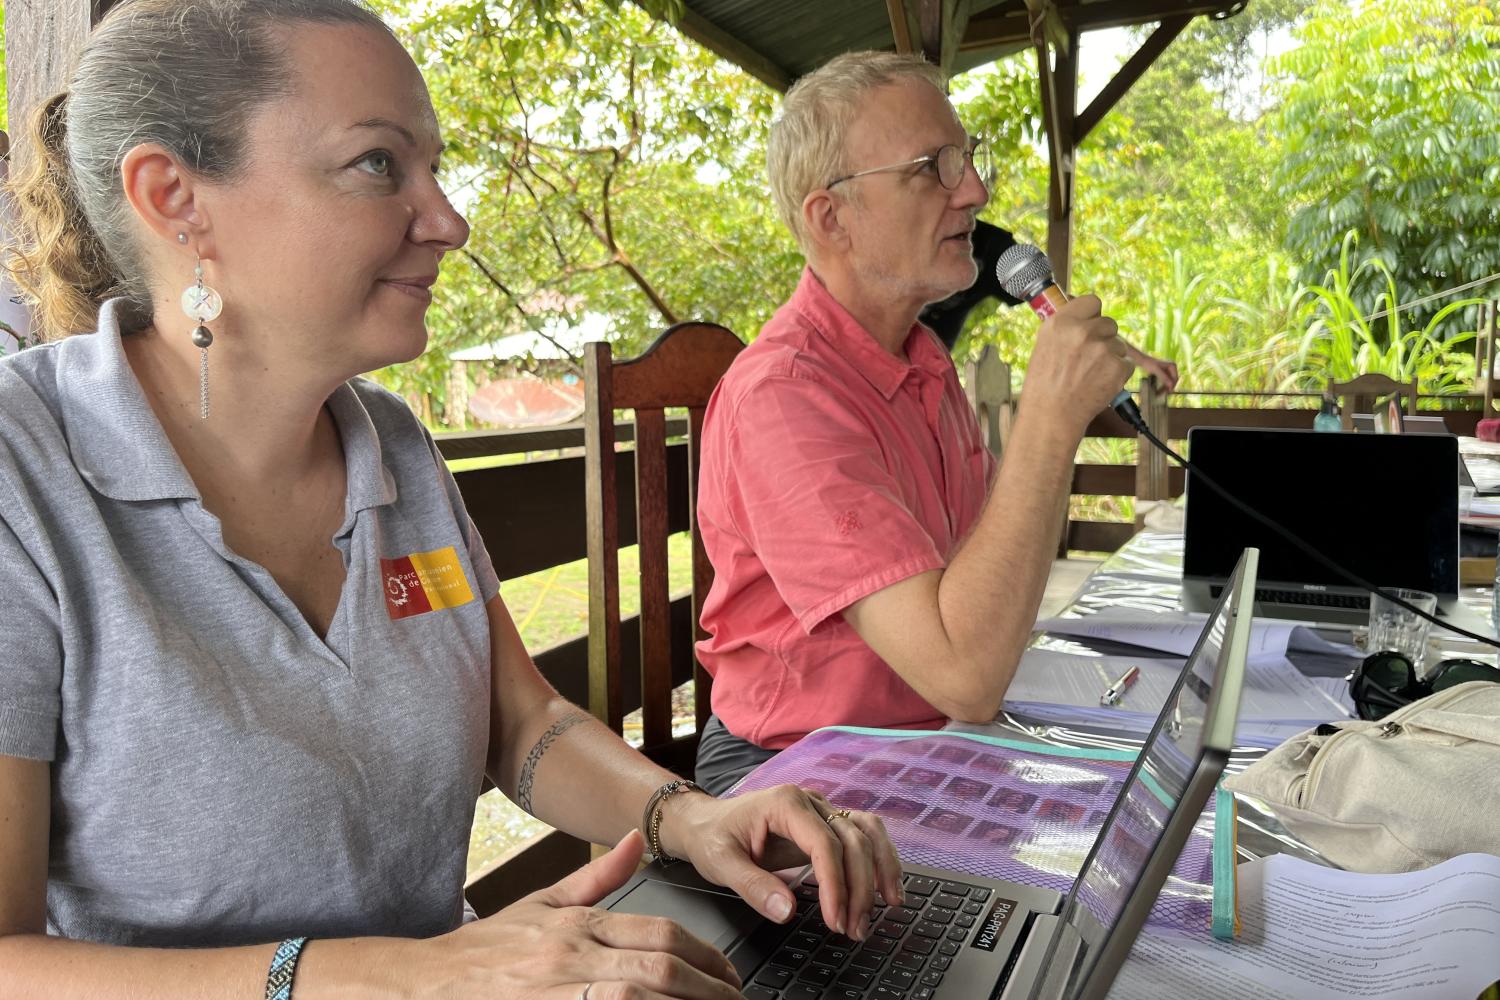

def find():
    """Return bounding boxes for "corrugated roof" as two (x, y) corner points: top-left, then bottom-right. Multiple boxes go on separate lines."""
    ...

(671, 0), (1248, 89)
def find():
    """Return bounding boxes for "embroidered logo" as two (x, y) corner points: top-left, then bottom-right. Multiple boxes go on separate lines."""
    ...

(380, 545), (476, 620)
(835, 509), (862, 536)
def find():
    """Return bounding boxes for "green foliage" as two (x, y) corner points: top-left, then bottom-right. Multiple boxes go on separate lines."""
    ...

(368, 0), (790, 424)
(1271, 0), (1500, 330)
(1281, 232), (1482, 394)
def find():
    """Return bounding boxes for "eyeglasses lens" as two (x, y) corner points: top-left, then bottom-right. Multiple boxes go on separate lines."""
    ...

(1430, 659), (1500, 691)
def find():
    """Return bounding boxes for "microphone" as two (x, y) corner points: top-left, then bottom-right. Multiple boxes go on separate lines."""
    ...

(994, 244), (1146, 432)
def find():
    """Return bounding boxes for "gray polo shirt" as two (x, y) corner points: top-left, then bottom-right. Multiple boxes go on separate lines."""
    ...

(0, 300), (499, 946)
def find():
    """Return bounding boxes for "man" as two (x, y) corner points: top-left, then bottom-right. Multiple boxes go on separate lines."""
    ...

(918, 219), (1180, 395)
(693, 51), (1137, 794)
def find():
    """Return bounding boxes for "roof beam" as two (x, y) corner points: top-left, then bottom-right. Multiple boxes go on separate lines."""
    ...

(1075, 14), (1191, 141)
(651, 4), (794, 91)
(963, 0), (1241, 51)
(886, 0), (918, 53)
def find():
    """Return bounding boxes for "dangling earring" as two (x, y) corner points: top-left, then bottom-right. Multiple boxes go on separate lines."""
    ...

(179, 240), (222, 420)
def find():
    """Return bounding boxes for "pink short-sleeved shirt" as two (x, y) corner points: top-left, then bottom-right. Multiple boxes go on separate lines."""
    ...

(696, 268), (996, 749)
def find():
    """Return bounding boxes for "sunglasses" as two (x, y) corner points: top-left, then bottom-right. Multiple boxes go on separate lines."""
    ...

(1348, 650), (1500, 720)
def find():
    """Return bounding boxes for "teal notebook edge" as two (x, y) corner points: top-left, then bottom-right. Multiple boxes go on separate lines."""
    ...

(1212, 781), (1239, 940)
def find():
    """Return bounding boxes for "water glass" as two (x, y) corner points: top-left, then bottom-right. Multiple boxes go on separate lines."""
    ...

(1367, 588), (1437, 668)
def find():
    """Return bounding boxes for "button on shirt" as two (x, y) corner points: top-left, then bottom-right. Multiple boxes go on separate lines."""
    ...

(697, 269), (996, 749)
(0, 301), (499, 946)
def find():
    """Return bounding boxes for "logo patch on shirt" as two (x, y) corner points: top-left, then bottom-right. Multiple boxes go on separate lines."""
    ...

(835, 509), (862, 535)
(380, 546), (475, 620)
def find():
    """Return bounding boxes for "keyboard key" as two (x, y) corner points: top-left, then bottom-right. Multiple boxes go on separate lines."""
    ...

(797, 965), (835, 987)
(828, 990), (864, 1000)
(786, 985), (823, 1000)
(795, 884), (821, 903)
(913, 921), (946, 939)
(874, 921), (906, 939)
(938, 940), (961, 956)
(956, 913), (976, 928)
(931, 956), (952, 972)
(770, 946), (811, 969)
(789, 931), (823, 952)
(812, 945), (852, 968)
(838, 969), (875, 989)
(962, 900), (985, 916)
(939, 881), (974, 897)
(924, 907), (954, 925)
(850, 950), (885, 972)
(892, 952), (924, 971)
(905, 876), (939, 897)
(753, 967), (793, 989)
(863, 935), (898, 955)
(743, 987), (779, 1000)
(881, 968), (918, 990)
(969, 886), (992, 901)
(946, 926), (968, 942)
(902, 935), (936, 955)
(920, 970), (944, 987)
(873, 987), (909, 1000)
(914, 988), (937, 1000)
(933, 892), (965, 909)
(885, 906), (921, 924)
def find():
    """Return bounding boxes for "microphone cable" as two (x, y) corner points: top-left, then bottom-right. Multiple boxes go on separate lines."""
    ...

(1112, 395), (1500, 650)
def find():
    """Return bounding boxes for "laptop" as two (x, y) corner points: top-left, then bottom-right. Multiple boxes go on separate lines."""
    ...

(600, 549), (1260, 1000)
(1181, 427), (1484, 629)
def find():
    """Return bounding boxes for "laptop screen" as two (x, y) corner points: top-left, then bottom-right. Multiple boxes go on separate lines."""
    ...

(1041, 549), (1253, 999)
(1183, 428), (1458, 595)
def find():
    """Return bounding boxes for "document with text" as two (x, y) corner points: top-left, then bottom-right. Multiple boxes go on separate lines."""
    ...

(1109, 852), (1500, 1000)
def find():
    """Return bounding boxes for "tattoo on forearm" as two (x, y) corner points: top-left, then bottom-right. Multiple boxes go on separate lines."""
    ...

(517, 711), (589, 815)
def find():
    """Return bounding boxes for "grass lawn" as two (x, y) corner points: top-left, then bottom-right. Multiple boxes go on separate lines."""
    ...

(466, 533), (696, 880)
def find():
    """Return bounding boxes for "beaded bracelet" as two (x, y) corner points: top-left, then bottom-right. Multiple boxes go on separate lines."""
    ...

(264, 936), (309, 1000)
(641, 778), (702, 863)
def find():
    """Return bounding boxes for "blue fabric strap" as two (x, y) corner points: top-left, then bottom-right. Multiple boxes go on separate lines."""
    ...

(265, 937), (308, 1000)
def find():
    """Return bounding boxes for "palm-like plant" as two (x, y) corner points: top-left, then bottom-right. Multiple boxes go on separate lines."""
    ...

(1286, 232), (1481, 395)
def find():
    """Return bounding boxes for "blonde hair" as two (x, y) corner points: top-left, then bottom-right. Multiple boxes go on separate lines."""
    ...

(3, 0), (391, 341)
(766, 51), (946, 252)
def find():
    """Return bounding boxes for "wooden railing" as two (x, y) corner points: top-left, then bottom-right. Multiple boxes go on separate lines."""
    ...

(450, 393), (1491, 912)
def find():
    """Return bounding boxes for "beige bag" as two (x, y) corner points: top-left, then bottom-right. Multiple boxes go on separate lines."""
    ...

(1222, 680), (1500, 872)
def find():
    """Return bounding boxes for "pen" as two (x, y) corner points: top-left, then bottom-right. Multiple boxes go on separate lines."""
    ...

(1100, 665), (1141, 707)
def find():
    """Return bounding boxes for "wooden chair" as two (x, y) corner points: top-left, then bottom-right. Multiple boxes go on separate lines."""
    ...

(582, 323), (744, 778)
(963, 345), (1012, 458)
(1329, 372), (1418, 431)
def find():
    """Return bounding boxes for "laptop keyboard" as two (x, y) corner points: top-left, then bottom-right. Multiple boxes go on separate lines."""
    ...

(1210, 584), (1371, 610)
(740, 871), (993, 1000)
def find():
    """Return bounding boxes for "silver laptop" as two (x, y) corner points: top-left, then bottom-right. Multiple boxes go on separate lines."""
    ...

(1182, 427), (1484, 630)
(600, 550), (1260, 1000)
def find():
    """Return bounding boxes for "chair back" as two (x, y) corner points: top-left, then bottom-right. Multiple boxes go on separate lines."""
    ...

(582, 322), (743, 777)
(963, 345), (1012, 458)
(1329, 372), (1418, 431)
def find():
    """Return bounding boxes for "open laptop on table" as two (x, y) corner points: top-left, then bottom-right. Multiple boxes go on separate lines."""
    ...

(600, 548), (1260, 1000)
(1182, 427), (1486, 631)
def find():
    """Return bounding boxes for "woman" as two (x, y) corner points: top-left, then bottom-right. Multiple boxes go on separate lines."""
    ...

(0, 1), (902, 996)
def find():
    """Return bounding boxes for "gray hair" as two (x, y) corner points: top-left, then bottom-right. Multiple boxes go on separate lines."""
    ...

(766, 50), (946, 252)
(7, 0), (391, 338)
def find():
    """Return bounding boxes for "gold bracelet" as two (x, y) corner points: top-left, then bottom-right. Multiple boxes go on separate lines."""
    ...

(642, 779), (701, 863)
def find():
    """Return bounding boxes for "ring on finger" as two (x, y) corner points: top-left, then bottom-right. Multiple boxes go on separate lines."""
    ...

(825, 808), (852, 827)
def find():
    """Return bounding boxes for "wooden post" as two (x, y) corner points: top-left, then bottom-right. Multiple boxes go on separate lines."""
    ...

(1036, 27), (1079, 289)
(1135, 378), (1169, 528)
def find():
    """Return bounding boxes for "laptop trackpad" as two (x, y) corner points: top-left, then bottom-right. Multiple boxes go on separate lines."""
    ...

(608, 879), (764, 953)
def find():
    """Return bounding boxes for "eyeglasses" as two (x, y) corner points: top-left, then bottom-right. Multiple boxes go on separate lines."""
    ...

(1348, 650), (1500, 720)
(826, 137), (994, 191)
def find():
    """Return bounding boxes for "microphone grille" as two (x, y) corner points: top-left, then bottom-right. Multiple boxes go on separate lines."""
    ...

(995, 244), (1054, 300)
